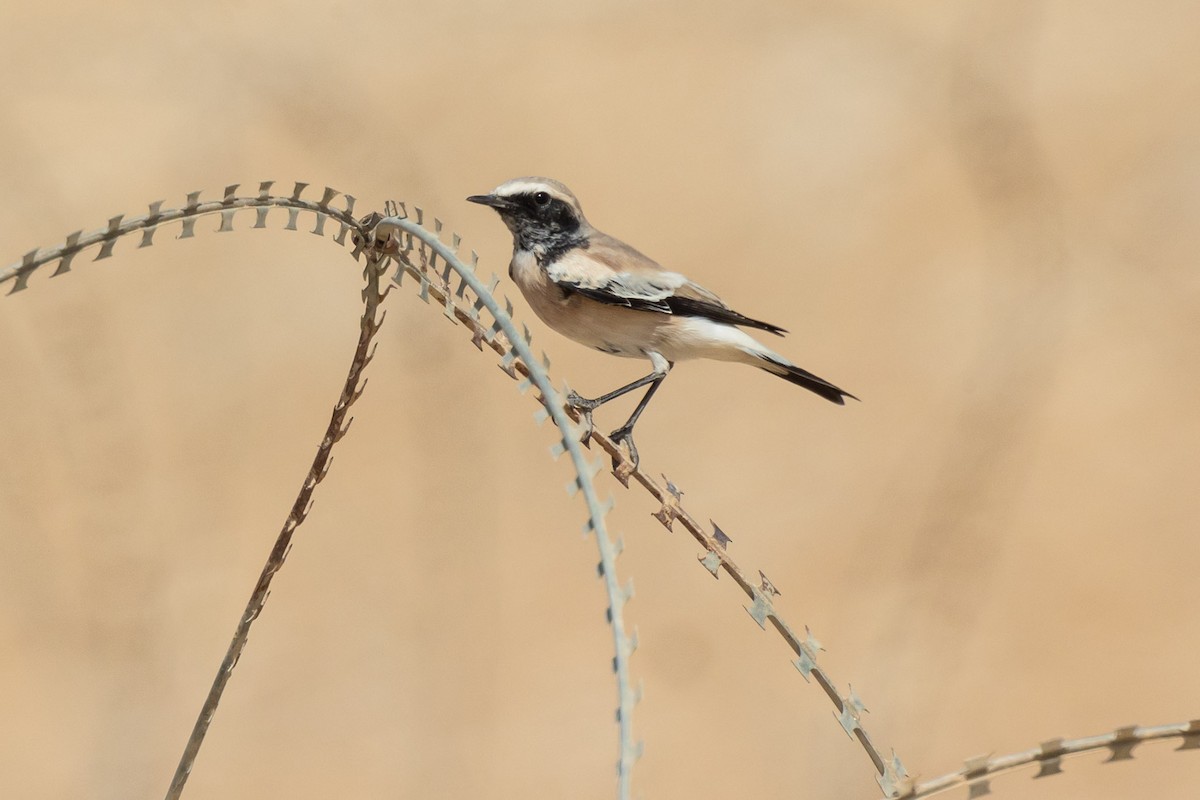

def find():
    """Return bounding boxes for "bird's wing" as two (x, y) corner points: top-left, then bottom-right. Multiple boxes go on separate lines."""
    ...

(546, 233), (686, 313)
(546, 231), (787, 336)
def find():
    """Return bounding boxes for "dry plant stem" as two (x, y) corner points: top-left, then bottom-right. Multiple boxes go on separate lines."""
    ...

(164, 250), (389, 800)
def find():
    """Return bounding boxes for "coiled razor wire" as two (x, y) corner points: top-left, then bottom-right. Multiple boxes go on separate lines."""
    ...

(1, 183), (638, 800)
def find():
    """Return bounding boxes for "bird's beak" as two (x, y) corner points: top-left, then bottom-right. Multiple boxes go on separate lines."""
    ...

(466, 193), (515, 211)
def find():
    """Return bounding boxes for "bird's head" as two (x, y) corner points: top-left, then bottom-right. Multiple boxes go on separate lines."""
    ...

(468, 177), (588, 255)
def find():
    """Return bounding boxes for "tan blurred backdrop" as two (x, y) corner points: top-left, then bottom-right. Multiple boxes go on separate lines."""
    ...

(1, 2), (1198, 798)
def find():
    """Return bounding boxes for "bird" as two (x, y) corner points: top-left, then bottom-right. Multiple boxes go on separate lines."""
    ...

(467, 177), (855, 467)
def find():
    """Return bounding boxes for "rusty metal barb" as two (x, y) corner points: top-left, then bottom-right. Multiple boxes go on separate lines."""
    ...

(370, 204), (896, 796)
(1, 181), (360, 294)
(162, 209), (388, 800)
(591, 450), (898, 787)
(8, 184), (1193, 800)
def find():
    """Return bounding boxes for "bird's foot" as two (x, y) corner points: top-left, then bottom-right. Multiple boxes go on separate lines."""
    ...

(608, 425), (640, 473)
(565, 390), (600, 411)
(565, 391), (597, 444)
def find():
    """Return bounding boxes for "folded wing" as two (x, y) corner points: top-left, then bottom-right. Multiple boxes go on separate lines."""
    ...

(547, 233), (787, 336)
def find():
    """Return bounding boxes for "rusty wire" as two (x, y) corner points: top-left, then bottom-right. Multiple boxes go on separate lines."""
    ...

(1, 184), (636, 800)
(4, 183), (1196, 800)
(369, 205), (905, 796)
(164, 211), (390, 800)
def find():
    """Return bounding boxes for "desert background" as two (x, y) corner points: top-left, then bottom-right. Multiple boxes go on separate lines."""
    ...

(1, 2), (1197, 798)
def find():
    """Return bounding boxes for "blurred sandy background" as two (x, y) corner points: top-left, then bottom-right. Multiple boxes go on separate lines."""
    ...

(1, 2), (1198, 798)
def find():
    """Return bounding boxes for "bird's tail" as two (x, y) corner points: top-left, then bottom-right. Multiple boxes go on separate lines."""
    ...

(750, 350), (857, 405)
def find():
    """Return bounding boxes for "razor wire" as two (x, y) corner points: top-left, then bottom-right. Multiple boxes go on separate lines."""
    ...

(1, 183), (637, 800)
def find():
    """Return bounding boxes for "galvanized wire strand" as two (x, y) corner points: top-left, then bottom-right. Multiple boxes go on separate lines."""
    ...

(372, 211), (639, 799)
(372, 236), (1200, 799)
(367, 206), (896, 796)
(0, 182), (383, 797)
(900, 719), (1200, 799)
(9, 185), (1194, 800)
(1, 187), (639, 800)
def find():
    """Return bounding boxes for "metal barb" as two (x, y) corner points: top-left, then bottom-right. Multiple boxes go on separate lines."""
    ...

(1034, 738), (1064, 778)
(311, 212), (328, 237)
(95, 215), (124, 259)
(963, 754), (992, 798)
(846, 686), (867, 717)
(836, 703), (863, 738)
(1178, 720), (1200, 750)
(793, 649), (817, 682)
(53, 231), (82, 275)
(1104, 726), (1140, 762)
(376, 210), (639, 800)
(711, 520), (732, 550)
(908, 720), (1200, 799)
(166, 224), (386, 800)
(140, 201), (165, 247)
(650, 479), (684, 530)
(877, 751), (911, 798)
(745, 588), (775, 629)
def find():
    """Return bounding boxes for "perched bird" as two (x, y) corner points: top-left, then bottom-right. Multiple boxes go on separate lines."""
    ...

(468, 177), (855, 467)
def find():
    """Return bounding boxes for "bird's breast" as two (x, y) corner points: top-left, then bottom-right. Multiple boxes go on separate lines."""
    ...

(508, 249), (651, 358)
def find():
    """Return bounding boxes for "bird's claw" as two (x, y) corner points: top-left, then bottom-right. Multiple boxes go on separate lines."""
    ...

(566, 390), (599, 411)
(575, 408), (594, 444)
(608, 425), (640, 472)
(565, 391), (597, 444)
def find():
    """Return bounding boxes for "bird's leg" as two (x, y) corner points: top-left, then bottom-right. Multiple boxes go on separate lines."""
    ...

(607, 374), (667, 469)
(566, 370), (659, 443)
(566, 371), (661, 412)
(567, 355), (672, 468)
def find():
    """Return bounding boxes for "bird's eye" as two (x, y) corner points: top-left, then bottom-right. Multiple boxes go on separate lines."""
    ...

(533, 191), (551, 206)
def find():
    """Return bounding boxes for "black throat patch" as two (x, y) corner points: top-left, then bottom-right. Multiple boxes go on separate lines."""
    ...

(514, 223), (589, 267)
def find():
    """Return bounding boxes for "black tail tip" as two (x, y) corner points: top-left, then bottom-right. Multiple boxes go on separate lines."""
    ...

(834, 389), (861, 405)
(761, 357), (857, 405)
(820, 387), (858, 405)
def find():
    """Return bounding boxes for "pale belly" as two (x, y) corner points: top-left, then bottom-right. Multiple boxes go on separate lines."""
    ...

(509, 253), (764, 365)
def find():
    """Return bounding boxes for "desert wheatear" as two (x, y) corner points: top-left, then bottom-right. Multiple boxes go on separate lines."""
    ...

(469, 177), (854, 466)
